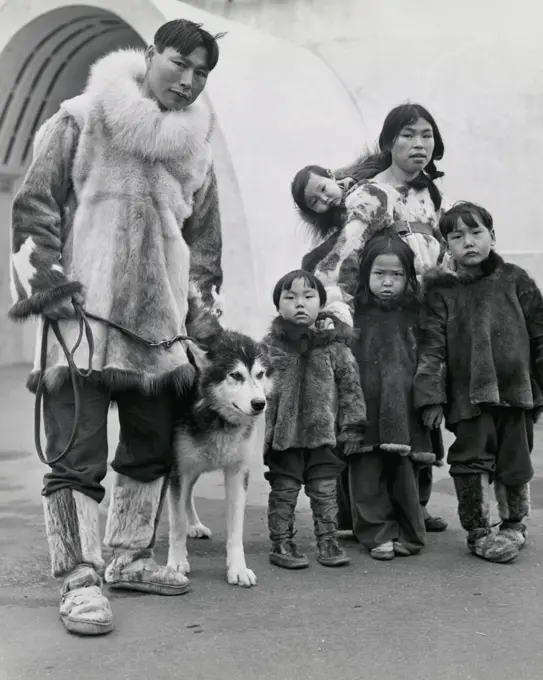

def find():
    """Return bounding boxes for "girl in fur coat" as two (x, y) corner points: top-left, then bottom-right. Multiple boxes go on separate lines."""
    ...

(347, 230), (444, 560)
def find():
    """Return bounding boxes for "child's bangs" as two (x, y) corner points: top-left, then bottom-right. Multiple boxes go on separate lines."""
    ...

(280, 271), (319, 295)
(273, 269), (327, 308)
(439, 202), (494, 238)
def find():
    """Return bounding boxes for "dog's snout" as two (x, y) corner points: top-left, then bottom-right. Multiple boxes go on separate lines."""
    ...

(251, 398), (266, 413)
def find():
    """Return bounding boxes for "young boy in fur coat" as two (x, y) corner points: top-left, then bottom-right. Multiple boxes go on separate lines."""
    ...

(263, 270), (366, 569)
(414, 201), (543, 563)
(9, 20), (224, 635)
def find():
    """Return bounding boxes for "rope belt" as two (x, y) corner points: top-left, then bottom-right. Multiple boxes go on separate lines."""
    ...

(34, 303), (204, 466)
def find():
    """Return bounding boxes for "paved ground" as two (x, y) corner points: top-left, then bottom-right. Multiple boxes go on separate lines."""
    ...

(1, 364), (543, 680)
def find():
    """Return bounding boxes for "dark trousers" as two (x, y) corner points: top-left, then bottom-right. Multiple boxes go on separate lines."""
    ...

(265, 447), (345, 542)
(264, 446), (345, 484)
(418, 464), (433, 507)
(337, 459), (433, 531)
(42, 377), (175, 503)
(348, 450), (426, 553)
(448, 407), (534, 485)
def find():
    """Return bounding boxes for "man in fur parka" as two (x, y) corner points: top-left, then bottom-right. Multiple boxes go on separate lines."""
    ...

(8, 20), (224, 636)
(414, 201), (543, 564)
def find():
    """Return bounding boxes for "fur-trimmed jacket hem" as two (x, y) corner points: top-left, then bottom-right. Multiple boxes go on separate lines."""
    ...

(26, 362), (196, 396)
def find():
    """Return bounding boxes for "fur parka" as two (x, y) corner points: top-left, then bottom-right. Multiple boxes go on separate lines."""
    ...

(413, 252), (543, 426)
(352, 294), (442, 459)
(302, 180), (447, 326)
(263, 316), (366, 452)
(9, 49), (223, 395)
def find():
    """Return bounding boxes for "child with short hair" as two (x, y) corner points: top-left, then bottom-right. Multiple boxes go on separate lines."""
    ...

(347, 230), (444, 560)
(414, 201), (543, 563)
(263, 270), (366, 569)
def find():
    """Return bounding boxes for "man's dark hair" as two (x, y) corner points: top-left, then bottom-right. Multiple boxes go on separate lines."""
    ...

(154, 19), (222, 71)
(439, 201), (494, 240)
(272, 270), (327, 310)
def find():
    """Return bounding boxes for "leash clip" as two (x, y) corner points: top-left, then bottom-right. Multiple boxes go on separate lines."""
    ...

(150, 334), (186, 350)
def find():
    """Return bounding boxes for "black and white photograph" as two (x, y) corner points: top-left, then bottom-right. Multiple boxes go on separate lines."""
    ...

(0, 1), (541, 678)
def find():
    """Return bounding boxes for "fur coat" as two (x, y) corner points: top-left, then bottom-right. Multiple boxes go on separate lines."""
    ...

(9, 49), (223, 395)
(413, 252), (543, 427)
(263, 317), (366, 452)
(352, 294), (442, 459)
(302, 180), (447, 326)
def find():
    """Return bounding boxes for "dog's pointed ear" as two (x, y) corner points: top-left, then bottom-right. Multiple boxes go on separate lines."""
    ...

(185, 340), (210, 372)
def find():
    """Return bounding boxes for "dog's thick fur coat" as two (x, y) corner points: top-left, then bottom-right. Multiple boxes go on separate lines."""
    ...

(9, 48), (223, 395)
(167, 331), (273, 587)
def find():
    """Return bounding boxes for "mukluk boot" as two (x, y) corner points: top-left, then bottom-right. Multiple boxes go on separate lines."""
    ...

(454, 473), (518, 564)
(104, 474), (191, 595)
(267, 476), (309, 569)
(306, 477), (350, 567)
(43, 488), (113, 636)
(495, 480), (530, 551)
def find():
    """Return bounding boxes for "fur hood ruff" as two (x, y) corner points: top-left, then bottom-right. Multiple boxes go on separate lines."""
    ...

(267, 315), (354, 351)
(422, 251), (503, 292)
(46, 48), (215, 161)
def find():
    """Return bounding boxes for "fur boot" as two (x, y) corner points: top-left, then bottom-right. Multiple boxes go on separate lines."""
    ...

(453, 474), (519, 563)
(43, 489), (112, 635)
(495, 480), (530, 550)
(43, 488), (105, 578)
(104, 473), (191, 595)
(267, 476), (308, 569)
(305, 477), (350, 567)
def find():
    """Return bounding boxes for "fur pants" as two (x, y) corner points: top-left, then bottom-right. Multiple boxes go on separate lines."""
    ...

(43, 475), (169, 579)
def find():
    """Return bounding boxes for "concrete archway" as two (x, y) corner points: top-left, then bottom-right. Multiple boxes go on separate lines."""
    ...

(0, 0), (365, 365)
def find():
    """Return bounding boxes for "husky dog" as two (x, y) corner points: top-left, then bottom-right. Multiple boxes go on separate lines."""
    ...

(167, 330), (274, 587)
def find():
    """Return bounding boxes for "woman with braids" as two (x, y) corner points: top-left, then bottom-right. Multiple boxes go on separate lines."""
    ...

(291, 103), (449, 535)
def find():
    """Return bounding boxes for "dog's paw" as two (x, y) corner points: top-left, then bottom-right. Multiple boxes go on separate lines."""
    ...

(188, 523), (212, 539)
(226, 564), (257, 588)
(167, 556), (191, 575)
